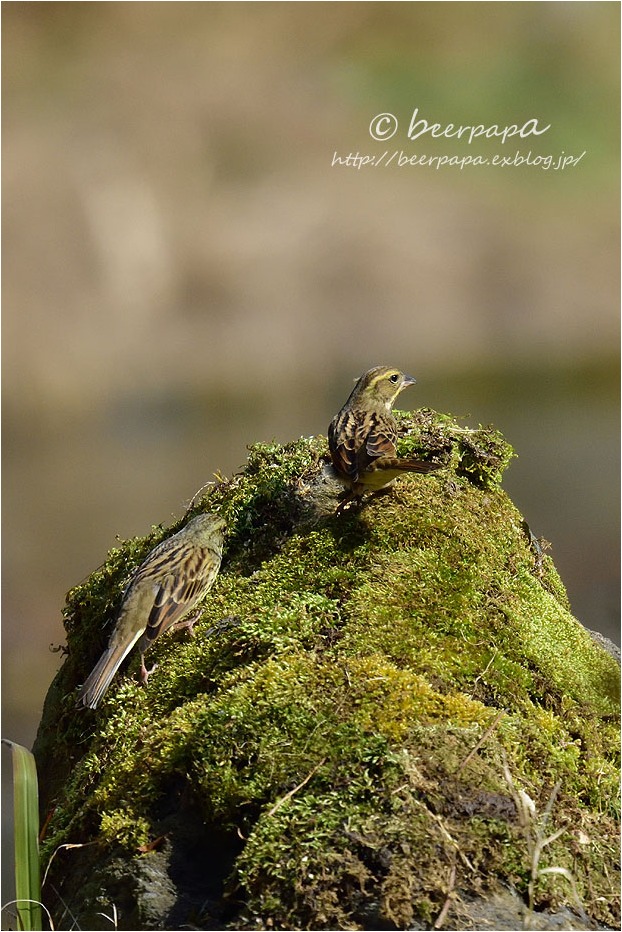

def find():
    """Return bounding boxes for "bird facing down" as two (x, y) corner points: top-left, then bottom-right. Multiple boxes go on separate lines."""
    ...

(78, 512), (226, 710)
(328, 366), (440, 505)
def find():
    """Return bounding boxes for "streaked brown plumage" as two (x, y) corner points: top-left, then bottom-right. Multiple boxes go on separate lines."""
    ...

(328, 366), (439, 506)
(78, 513), (226, 709)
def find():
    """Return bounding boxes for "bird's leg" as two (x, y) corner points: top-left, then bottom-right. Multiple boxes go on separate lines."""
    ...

(335, 487), (392, 515)
(169, 611), (202, 637)
(334, 491), (365, 515)
(139, 653), (158, 686)
(139, 612), (203, 687)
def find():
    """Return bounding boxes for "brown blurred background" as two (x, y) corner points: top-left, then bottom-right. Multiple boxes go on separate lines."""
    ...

(2, 0), (619, 909)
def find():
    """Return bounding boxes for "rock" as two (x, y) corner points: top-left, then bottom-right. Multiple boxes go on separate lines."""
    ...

(34, 411), (620, 930)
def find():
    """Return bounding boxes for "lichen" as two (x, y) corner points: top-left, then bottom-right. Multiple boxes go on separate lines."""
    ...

(34, 410), (620, 930)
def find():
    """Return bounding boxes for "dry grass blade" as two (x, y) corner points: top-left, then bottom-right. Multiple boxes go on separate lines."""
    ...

(458, 709), (505, 772)
(267, 758), (327, 817)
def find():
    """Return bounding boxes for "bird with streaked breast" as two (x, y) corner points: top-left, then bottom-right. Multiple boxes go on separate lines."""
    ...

(328, 366), (440, 506)
(78, 512), (226, 710)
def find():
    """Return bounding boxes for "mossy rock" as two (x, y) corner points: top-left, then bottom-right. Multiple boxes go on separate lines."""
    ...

(34, 410), (620, 931)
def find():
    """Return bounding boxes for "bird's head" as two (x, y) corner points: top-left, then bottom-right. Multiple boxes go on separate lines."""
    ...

(352, 366), (417, 410)
(187, 513), (227, 544)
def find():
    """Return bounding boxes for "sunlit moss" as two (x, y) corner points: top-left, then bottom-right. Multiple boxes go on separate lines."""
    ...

(35, 411), (620, 930)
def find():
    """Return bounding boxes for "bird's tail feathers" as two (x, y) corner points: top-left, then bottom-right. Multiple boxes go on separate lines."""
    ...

(369, 456), (440, 474)
(78, 635), (141, 710)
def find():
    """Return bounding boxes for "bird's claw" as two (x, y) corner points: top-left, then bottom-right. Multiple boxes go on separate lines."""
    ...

(334, 494), (363, 516)
(140, 659), (158, 686)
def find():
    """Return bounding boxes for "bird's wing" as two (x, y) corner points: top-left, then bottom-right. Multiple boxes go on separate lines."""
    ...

(132, 542), (215, 647)
(329, 409), (397, 481)
(363, 412), (397, 463)
(328, 409), (362, 480)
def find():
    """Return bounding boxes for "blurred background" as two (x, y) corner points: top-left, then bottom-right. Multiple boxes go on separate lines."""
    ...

(2, 0), (619, 909)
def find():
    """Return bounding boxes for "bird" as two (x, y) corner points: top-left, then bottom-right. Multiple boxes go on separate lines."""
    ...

(328, 366), (440, 508)
(78, 512), (226, 709)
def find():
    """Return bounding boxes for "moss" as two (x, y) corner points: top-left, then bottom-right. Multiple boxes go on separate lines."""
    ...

(34, 411), (620, 930)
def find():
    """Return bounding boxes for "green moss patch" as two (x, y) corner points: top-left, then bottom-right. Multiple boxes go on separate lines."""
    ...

(35, 411), (620, 930)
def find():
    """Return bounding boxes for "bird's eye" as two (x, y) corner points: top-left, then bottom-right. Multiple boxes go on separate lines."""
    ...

(389, 373), (400, 383)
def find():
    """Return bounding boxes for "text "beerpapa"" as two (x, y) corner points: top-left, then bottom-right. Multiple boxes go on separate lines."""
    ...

(408, 108), (551, 145)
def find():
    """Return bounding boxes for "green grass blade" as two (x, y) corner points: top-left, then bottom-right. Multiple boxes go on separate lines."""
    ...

(2, 740), (42, 931)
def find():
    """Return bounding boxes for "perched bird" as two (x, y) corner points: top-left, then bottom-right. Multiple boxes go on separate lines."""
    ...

(328, 366), (439, 507)
(78, 513), (226, 710)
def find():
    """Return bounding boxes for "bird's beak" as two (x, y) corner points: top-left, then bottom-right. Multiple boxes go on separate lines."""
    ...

(402, 374), (417, 388)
